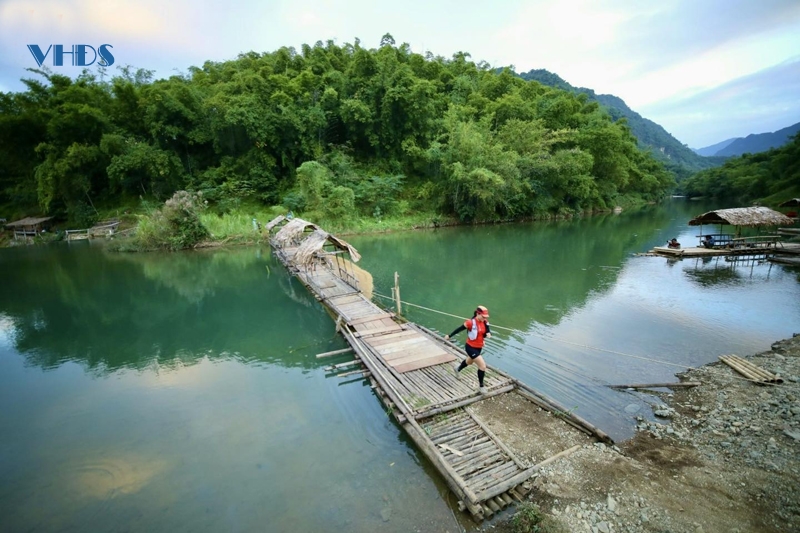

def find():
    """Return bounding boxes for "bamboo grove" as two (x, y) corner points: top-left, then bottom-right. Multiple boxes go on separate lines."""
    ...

(0, 35), (676, 227)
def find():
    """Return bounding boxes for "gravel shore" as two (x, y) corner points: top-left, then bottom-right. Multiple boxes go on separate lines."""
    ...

(483, 334), (800, 533)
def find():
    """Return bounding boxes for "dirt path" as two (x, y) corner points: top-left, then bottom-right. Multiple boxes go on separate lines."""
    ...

(471, 335), (800, 533)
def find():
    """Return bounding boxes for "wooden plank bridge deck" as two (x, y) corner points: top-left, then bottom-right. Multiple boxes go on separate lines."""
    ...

(266, 216), (611, 521)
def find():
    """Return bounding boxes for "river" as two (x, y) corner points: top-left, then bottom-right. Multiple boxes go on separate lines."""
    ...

(1, 199), (798, 532)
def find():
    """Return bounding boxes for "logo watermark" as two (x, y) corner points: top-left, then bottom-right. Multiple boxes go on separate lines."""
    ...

(27, 44), (115, 67)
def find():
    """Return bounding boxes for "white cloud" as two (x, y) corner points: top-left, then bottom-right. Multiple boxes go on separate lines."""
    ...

(0, 0), (166, 40)
(641, 57), (800, 146)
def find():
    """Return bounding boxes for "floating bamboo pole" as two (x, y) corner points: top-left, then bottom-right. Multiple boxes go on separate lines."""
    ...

(324, 360), (361, 371)
(609, 381), (701, 390)
(315, 347), (354, 358)
(394, 271), (402, 315)
(336, 369), (370, 378)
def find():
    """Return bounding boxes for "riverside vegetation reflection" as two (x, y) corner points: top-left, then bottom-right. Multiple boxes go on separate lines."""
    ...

(1, 200), (799, 533)
(0, 244), (333, 372)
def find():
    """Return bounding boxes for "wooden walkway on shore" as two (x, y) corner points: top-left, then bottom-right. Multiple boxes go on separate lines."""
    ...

(266, 216), (611, 521)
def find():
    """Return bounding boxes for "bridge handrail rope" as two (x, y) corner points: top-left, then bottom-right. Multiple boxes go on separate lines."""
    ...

(371, 291), (800, 391)
(372, 291), (686, 369)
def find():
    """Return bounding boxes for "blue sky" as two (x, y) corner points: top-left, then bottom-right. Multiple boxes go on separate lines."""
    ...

(1, 0), (798, 148)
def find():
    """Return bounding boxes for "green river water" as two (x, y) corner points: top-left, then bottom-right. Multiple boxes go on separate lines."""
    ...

(1, 199), (798, 532)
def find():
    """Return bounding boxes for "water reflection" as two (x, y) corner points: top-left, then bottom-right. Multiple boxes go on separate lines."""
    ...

(0, 244), (339, 373)
(1, 200), (799, 532)
(348, 200), (800, 440)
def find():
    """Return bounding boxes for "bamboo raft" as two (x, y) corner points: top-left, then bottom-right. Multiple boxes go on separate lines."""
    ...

(650, 242), (800, 258)
(265, 216), (611, 520)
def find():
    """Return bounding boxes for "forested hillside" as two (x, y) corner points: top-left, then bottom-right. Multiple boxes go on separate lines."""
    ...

(681, 133), (800, 204)
(517, 69), (725, 180)
(0, 36), (674, 228)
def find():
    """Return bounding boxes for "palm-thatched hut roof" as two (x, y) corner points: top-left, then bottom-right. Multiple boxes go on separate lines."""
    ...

(688, 207), (793, 227)
(778, 198), (800, 208)
(264, 215), (286, 232)
(293, 228), (361, 265)
(273, 218), (319, 246)
(5, 216), (53, 229)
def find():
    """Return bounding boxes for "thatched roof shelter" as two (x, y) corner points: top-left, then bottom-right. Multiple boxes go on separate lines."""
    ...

(293, 229), (361, 266)
(778, 198), (800, 208)
(688, 207), (793, 227)
(273, 218), (319, 246)
(5, 216), (53, 229)
(264, 215), (286, 232)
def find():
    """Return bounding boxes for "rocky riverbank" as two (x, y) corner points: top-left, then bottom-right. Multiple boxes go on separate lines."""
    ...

(484, 334), (800, 533)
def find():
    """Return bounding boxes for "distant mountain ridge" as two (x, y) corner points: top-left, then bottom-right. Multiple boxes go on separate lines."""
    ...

(696, 122), (800, 157)
(516, 69), (723, 179)
(693, 138), (738, 157)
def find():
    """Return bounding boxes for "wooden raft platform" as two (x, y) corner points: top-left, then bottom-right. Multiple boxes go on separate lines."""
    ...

(650, 242), (800, 258)
(266, 216), (611, 521)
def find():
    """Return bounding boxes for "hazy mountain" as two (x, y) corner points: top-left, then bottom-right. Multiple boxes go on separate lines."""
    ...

(693, 138), (738, 157)
(713, 122), (800, 157)
(516, 69), (724, 180)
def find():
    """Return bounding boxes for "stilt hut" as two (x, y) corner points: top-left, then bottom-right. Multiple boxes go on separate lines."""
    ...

(689, 207), (793, 249)
(777, 199), (800, 237)
(5, 217), (54, 239)
(779, 198), (799, 219)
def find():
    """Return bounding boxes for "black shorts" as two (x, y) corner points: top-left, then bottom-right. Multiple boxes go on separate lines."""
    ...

(465, 344), (483, 359)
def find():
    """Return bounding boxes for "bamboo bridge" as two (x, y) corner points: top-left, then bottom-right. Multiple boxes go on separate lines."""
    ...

(265, 216), (611, 521)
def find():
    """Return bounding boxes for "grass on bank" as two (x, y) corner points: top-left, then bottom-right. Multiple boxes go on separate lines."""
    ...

(3, 189), (656, 251)
(509, 503), (567, 533)
(110, 189), (460, 251)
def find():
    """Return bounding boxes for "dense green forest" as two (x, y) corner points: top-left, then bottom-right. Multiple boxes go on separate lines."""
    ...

(516, 69), (727, 180)
(681, 132), (800, 203)
(0, 35), (675, 230)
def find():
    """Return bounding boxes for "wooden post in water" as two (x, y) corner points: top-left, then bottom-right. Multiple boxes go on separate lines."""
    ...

(394, 271), (402, 315)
